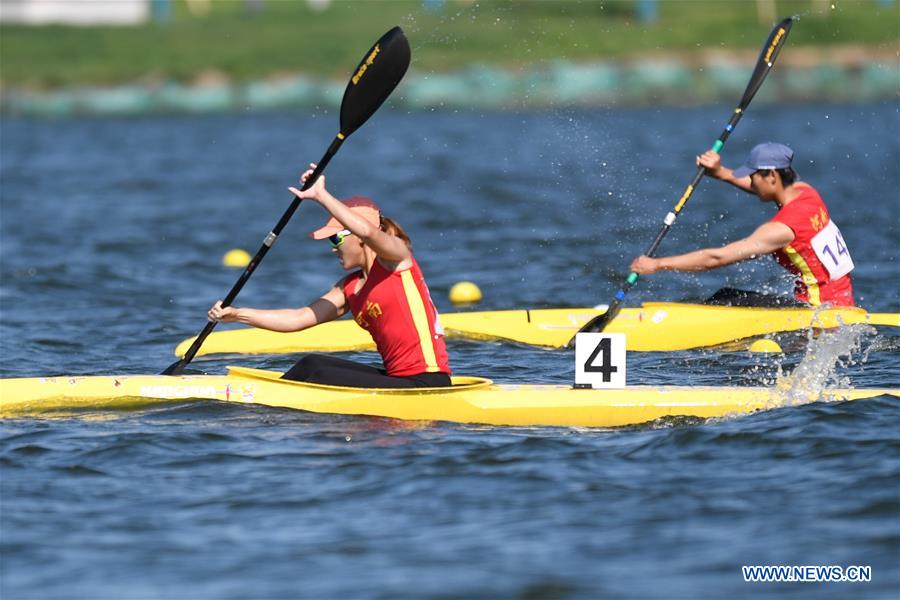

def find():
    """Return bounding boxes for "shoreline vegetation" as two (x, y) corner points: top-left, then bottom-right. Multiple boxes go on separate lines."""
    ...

(1, 0), (897, 116)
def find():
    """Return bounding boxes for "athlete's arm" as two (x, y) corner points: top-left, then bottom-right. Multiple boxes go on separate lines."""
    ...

(208, 283), (347, 332)
(290, 165), (411, 265)
(631, 221), (795, 274)
(697, 150), (754, 194)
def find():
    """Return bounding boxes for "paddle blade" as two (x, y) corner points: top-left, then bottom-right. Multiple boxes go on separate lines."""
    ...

(161, 359), (186, 376)
(339, 26), (411, 138)
(739, 17), (793, 109)
(572, 307), (615, 341)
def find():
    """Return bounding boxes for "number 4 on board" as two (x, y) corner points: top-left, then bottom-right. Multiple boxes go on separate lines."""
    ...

(574, 333), (627, 389)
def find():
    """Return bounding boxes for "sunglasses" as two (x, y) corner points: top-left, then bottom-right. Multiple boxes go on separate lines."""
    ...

(328, 229), (352, 248)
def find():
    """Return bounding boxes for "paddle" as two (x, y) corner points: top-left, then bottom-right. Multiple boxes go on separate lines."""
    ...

(572, 17), (794, 341)
(163, 26), (411, 376)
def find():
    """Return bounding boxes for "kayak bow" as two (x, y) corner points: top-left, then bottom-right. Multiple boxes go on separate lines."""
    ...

(1, 367), (896, 428)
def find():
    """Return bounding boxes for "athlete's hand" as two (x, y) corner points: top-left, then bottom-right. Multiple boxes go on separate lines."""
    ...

(208, 300), (238, 323)
(696, 150), (724, 178)
(289, 163), (327, 202)
(630, 255), (661, 275)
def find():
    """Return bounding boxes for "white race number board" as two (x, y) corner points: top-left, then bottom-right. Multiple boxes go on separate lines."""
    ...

(574, 333), (626, 389)
(810, 219), (854, 280)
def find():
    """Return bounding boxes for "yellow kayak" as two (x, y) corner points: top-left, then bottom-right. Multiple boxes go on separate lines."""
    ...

(1, 367), (896, 428)
(174, 302), (900, 356)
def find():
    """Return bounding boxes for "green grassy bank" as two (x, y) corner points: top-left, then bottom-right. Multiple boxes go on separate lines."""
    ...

(1, 0), (898, 89)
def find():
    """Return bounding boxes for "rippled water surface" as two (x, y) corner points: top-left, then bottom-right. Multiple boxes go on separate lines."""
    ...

(1, 103), (898, 598)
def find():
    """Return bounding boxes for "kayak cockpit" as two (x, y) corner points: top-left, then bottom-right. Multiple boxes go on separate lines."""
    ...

(225, 366), (493, 393)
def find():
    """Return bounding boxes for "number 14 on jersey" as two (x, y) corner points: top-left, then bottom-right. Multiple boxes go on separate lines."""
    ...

(574, 333), (627, 388)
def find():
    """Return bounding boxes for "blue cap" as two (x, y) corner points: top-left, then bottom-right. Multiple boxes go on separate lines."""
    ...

(733, 142), (794, 178)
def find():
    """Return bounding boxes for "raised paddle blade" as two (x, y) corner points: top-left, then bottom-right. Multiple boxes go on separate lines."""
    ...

(339, 26), (410, 138)
(163, 26), (411, 376)
(572, 17), (794, 341)
(739, 17), (793, 109)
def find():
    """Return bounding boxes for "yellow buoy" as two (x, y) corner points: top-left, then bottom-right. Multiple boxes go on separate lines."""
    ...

(222, 248), (251, 268)
(449, 281), (482, 305)
(749, 339), (783, 353)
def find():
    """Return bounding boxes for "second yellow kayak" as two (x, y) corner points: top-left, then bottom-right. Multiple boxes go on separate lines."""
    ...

(174, 302), (899, 357)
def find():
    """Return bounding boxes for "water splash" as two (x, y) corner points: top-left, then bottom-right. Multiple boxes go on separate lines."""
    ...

(773, 321), (877, 407)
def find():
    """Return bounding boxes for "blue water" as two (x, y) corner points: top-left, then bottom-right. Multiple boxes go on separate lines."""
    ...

(1, 102), (899, 598)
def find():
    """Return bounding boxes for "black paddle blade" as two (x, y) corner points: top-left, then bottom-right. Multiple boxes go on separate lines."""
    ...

(161, 359), (184, 376)
(739, 17), (793, 108)
(572, 307), (614, 341)
(339, 26), (411, 137)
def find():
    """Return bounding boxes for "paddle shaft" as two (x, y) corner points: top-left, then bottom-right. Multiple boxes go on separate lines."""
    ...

(163, 136), (343, 375)
(575, 17), (793, 338)
(588, 126), (738, 331)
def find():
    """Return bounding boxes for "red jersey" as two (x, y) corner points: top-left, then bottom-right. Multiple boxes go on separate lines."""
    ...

(343, 257), (451, 377)
(769, 184), (854, 307)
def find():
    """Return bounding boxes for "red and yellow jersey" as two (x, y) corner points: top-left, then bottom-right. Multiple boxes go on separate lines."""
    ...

(770, 185), (854, 307)
(343, 258), (451, 377)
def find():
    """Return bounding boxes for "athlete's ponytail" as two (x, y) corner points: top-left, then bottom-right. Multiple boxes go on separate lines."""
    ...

(380, 216), (412, 249)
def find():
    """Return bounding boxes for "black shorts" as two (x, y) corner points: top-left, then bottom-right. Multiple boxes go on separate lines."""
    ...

(281, 354), (452, 389)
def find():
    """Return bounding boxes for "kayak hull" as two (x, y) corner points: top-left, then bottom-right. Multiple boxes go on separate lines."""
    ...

(2, 367), (895, 428)
(174, 302), (899, 356)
